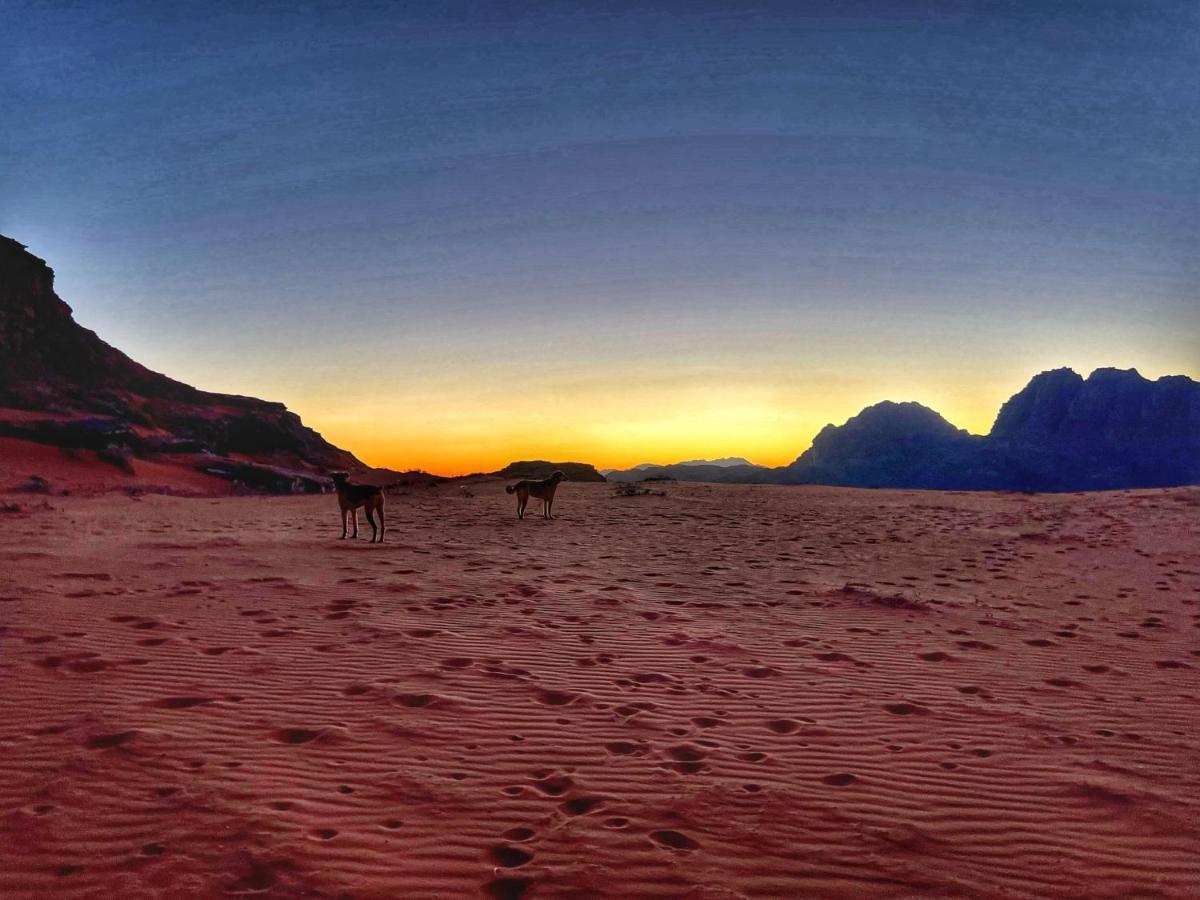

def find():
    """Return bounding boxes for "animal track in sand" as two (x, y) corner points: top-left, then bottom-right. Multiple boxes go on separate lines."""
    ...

(535, 688), (582, 706)
(154, 696), (215, 709)
(489, 845), (534, 868)
(650, 829), (700, 850)
(883, 703), (928, 716)
(663, 744), (708, 774)
(273, 728), (323, 745)
(918, 651), (954, 662)
(394, 693), (447, 709)
(531, 774), (573, 796)
(87, 730), (136, 750)
(562, 796), (605, 816)
(821, 773), (858, 786)
(605, 740), (646, 756)
(816, 651), (855, 663)
(483, 876), (533, 899)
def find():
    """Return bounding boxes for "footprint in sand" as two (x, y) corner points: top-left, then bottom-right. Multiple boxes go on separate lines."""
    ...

(562, 796), (604, 816)
(483, 876), (533, 899)
(273, 728), (323, 745)
(883, 702), (929, 716)
(650, 829), (700, 851)
(489, 845), (534, 868)
(531, 774), (573, 796)
(86, 730), (136, 750)
(154, 696), (215, 709)
(664, 744), (707, 774)
(821, 773), (857, 786)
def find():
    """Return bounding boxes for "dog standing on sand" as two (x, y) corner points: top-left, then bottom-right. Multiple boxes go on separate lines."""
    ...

(506, 470), (566, 519)
(330, 472), (385, 542)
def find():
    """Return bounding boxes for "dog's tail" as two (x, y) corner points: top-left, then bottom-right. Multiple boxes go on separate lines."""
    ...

(505, 484), (516, 494)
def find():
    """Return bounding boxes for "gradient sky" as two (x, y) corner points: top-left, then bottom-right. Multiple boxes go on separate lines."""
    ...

(4, 1), (1198, 474)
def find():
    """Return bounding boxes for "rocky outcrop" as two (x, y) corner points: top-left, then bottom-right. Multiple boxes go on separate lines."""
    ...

(987, 367), (1200, 490)
(1, 235), (362, 490)
(496, 461), (607, 482)
(777, 401), (1001, 489)
(777, 371), (1200, 491)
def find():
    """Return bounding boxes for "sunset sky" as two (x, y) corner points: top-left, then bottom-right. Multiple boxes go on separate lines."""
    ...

(4, 1), (1197, 474)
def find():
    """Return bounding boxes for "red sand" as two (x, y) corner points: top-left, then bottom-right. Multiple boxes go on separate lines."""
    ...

(1, 481), (1198, 897)
(0, 438), (229, 497)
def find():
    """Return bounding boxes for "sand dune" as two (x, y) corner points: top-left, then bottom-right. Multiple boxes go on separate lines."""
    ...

(1, 482), (1198, 897)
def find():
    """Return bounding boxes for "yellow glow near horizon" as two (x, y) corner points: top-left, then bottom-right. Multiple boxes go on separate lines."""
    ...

(105, 287), (1198, 479)
(301, 373), (1006, 476)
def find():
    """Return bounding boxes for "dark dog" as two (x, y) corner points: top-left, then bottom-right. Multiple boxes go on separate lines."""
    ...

(505, 470), (566, 519)
(330, 472), (385, 542)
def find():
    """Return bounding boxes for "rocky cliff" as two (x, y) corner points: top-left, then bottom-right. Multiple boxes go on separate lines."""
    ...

(0, 235), (362, 490)
(988, 367), (1200, 489)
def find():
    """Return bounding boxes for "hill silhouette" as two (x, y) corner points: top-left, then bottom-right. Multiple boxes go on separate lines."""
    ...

(0, 235), (363, 491)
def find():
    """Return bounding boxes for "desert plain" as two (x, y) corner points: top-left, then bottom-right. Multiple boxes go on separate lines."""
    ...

(1, 459), (1198, 898)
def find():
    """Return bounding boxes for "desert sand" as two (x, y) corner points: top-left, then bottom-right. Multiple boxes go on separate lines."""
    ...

(1, 475), (1198, 898)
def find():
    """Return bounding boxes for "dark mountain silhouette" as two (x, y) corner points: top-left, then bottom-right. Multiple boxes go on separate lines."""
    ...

(778, 370), (1199, 490)
(985, 367), (1200, 490)
(606, 462), (772, 483)
(777, 400), (999, 489)
(0, 235), (364, 491)
(495, 460), (607, 482)
(605, 456), (763, 482)
(610, 371), (1199, 491)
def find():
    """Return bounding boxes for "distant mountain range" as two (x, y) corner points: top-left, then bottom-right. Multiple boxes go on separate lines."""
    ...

(605, 368), (1200, 491)
(603, 457), (755, 478)
(4, 236), (1196, 494)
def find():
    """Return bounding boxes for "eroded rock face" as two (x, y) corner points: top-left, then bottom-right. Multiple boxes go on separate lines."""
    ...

(0, 235), (361, 485)
(988, 367), (1200, 489)
(779, 372), (1200, 491)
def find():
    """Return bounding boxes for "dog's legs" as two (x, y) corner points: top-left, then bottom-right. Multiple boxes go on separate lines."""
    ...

(377, 503), (385, 543)
(365, 506), (378, 543)
(340, 507), (348, 539)
(351, 508), (359, 539)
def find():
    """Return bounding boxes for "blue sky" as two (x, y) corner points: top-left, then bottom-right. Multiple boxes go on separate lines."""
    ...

(3, 1), (1197, 471)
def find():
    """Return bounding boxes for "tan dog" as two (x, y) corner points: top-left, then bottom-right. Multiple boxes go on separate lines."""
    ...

(330, 472), (385, 542)
(505, 470), (566, 519)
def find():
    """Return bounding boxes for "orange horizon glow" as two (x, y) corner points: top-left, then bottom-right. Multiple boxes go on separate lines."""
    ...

(292, 353), (1198, 477)
(302, 379), (1012, 477)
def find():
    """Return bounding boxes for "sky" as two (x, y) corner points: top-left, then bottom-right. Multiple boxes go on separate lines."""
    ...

(3, 1), (1198, 474)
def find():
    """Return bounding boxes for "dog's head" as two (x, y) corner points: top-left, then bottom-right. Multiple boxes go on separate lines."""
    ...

(551, 470), (567, 482)
(329, 471), (350, 486)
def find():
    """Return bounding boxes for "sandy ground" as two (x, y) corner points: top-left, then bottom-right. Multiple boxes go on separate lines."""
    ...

(0, 480), (1198, 898)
